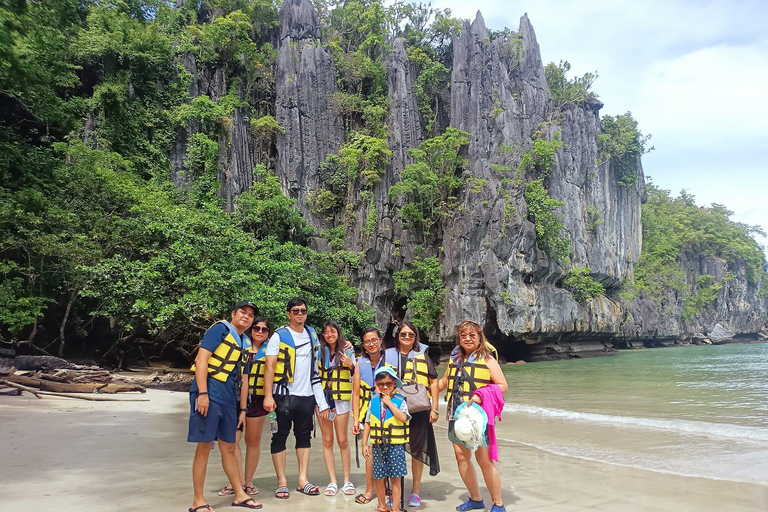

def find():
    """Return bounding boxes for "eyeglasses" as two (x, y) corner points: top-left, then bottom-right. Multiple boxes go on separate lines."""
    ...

(252, 326), (269, 333)
(459, 332), (478, 340)
(362, 338), (381, 346)
(377, 381), (395, 388)
(399, 332), (415, 339)
(289, 308), (308, 315)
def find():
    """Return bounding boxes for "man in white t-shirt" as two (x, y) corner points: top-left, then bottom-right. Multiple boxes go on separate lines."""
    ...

(263, 297), (330, 498)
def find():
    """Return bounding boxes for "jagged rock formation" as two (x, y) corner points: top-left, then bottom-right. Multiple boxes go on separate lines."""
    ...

(275, 0), (344, 218)
(250, 1), (766, 356)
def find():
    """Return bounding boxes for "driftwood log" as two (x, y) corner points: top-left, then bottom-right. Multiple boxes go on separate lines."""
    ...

(0, 380), (149, 401)
(2, 374), (146, 394)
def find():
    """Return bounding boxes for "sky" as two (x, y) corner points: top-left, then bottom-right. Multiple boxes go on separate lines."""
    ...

(424, 0), (768, 254)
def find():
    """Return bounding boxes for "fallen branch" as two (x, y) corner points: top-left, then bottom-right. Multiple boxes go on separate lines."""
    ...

(0, 380), (149, 401)
(3, 374), (145, 394)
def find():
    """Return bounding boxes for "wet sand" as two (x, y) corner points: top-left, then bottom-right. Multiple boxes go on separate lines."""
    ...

(1, 389), (766, 511)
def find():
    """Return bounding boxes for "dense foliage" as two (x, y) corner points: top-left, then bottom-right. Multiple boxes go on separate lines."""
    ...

(598, 112), (652, 189)
(544, 60), (598, 112)
(0, 0), (373, 365)
(524, 179), (570, 261)
(631, 185), (767, 318)
(563, 267), (605, 303)
(392, 252), (445, 331)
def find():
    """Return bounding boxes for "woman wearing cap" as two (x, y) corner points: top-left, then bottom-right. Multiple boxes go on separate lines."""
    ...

(351, 328), (385, 505)
(438, 320), (508, 512)
(217, 316), (271, 497)
(383, 322), (440, 508)
(316, 321), (357, 496)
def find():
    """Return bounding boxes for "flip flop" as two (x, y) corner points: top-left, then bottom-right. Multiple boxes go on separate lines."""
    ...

(324, 482), (338, 496)
(355, 493), (373, 504)
(341, 482), (356, 495)
(189, 506), (212, 512)
(218, 485), (235, 496)
(244, 486), (259, 495)
(275, 486), (290, 499)
(296, 483), (320, 496)
(231, 498), (262, 509)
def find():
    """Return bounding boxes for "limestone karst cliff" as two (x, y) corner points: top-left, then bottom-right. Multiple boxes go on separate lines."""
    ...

(177, 0), (767, 357)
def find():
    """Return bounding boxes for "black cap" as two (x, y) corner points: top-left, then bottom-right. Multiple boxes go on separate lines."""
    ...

(233, 301), (259, 315)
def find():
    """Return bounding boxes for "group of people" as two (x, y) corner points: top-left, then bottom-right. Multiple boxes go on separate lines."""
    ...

(187, 298), (508, 512)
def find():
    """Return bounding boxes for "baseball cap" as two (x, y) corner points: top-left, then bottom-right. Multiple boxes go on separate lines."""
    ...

(233, 301), (259, 315)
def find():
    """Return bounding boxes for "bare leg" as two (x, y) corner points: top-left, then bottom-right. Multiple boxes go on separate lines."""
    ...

(453, 442), (482, 501)
(244, 416), (266, 487)
(391, 475), (402, 512)
(297, 447), (312, 488)
(363, 445), (375, 499)
(220, 440), (260, 506)
(334, 412), (351, 484)
(475, 446), (503, 506)
(318, 412), (337, 485)
(374, 478), (387, 510)
(411, 456), (424, 495)
(271, 450), (288, 488)
(192, 442), (214, 510)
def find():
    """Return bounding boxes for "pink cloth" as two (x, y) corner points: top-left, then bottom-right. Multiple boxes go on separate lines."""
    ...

(473, 384), (504, 461)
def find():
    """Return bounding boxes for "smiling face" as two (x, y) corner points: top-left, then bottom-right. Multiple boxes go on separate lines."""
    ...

(362, 330), (382, 355)
(251, 320), (269, 345)
(231, 306), (256, 334)
(323, 326), (339, 347)
(398, 324), (416, 353)
(458, 325), (481, 354)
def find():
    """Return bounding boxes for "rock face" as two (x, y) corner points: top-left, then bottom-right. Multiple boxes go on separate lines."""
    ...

(247, 3), (767, 355)
(275, 0), (344, 218)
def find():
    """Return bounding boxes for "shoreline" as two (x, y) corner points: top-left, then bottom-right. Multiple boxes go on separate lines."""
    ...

(1, 389), (766, 511)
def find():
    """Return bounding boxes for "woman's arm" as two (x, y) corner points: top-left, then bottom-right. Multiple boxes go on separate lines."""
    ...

(486, 357), (508, 394)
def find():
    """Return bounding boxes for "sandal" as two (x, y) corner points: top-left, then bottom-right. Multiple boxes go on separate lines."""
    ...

(355, 493), (373, 505)
(342, 482), (356, 495)
(275, 486), (290, 499)
(409, 493), (421, 507)
(231, 498), (263, 509)
(324, 482), (338, 496)
(218, 485), (236, 496)
(189, 506), (212, 512)
(296, 483), (320, 496)
(373, 506), (388, 512)
(244, 486), (259, 495)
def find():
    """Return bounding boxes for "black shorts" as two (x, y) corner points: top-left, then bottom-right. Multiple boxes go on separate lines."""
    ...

(270, 395), (315, 453)
(246, 394), (268, 418)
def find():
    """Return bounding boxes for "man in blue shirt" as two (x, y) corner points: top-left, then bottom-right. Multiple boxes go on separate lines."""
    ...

(188, 301), (262, 511)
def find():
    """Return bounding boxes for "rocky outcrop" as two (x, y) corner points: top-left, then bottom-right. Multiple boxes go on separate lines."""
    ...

(275, 0), (343, 218)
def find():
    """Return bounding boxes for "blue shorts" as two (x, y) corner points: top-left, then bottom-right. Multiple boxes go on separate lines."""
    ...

(187, 393), (237, 444)
(371, 444), (407, 479)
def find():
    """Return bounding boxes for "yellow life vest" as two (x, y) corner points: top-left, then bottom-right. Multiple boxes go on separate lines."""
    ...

(356, 354), (382, 423)
(445, 352), (493, 405)
(247, 343), (268, 396)
(319, 347), (354, 401)
(368, 394), (409, 445)
(190, 321), (250, 383)
(402, 353), (431, 387)
(273, 325), (319, 384)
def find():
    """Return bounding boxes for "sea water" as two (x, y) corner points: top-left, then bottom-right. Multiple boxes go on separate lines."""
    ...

(495, 342), (768, 484)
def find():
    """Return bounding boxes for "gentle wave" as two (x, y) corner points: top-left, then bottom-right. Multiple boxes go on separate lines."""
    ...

(504, 402), (768, 442)
(498, 436), (768, 485)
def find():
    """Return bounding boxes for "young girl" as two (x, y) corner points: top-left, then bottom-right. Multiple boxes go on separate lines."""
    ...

(438, 320), (508, 512)
(362, 366), (411, 512)
(317, 321), (356, 496)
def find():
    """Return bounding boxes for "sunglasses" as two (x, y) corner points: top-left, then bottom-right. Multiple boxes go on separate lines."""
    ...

(377, 380), (395, 388)
(399, 332), (415, 339)
(252, 326), (269, 333)
(290, 308), (308, 315)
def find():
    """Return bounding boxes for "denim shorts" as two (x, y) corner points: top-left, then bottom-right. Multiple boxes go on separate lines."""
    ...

(187, 393), (237, 444)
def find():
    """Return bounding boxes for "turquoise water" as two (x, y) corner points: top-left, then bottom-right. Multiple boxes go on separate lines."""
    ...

(494, 343), (768, 484)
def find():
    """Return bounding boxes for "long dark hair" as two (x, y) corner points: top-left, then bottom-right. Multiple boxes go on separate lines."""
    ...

(321, 321), (346, 362)
(394, 321), (420, 353)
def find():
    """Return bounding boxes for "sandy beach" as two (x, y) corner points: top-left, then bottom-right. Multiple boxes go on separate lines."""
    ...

(1, 389), (766, 512)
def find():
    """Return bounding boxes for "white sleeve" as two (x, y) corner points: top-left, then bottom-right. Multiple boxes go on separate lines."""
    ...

(265, 332), (281, 357)
(399, 398), (412, 421)
(313, 381), (329, 411)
